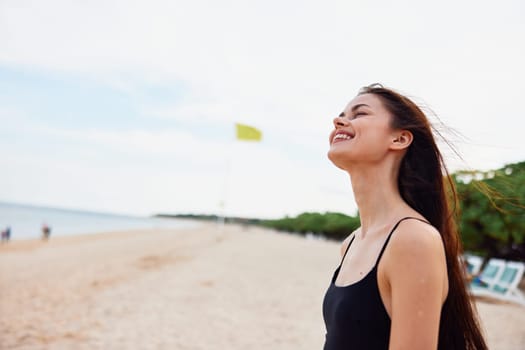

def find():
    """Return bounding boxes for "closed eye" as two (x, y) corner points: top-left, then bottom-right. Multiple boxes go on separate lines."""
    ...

(338, 111), (367, 120)
(338, 108), (368, 120)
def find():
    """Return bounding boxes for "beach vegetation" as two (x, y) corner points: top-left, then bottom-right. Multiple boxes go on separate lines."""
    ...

(263, 161), (525, 261)
(455, 161), (525, 261)
(261, 212), (360, 240)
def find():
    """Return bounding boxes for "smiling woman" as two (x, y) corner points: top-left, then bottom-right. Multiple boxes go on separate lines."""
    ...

(322, 84), (488, 350)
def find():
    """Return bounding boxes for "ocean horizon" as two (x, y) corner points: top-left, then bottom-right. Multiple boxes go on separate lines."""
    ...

(0, 201), (198, 240)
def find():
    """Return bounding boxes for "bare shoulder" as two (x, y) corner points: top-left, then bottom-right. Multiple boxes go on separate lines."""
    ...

(340, 228), (360, 257)
(389, 219), (444, 253)
(384, 218), (446, 274)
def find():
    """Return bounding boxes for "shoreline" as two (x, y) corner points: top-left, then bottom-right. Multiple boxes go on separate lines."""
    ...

(0, 217), (202, 243)
(1, 224), (523, 349)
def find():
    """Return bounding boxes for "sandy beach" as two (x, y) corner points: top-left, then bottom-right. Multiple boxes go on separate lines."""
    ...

(1, 224), (524, 349)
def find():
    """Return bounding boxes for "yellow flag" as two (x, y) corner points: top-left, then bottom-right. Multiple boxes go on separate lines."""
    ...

(235, 123), (262, 141)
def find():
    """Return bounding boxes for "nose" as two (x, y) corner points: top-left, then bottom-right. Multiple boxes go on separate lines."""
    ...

(333, 116), (348, 128)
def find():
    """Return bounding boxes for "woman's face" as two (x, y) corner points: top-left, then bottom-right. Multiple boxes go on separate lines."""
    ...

(327, 93), (398, 170)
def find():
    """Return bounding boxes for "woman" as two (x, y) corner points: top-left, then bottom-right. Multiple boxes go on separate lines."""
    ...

(322, 84), (487, 350)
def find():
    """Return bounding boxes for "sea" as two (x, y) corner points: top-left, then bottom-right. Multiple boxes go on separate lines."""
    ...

(0, 201), (199, 240)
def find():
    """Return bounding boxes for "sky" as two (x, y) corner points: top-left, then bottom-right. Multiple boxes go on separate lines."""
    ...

(0, 0), (524, 219)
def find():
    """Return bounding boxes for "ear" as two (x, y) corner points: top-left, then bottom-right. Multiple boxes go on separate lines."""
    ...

(389, 130), (413, 150)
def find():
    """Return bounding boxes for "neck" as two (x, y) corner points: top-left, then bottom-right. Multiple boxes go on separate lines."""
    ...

(347, 161), (411, 236)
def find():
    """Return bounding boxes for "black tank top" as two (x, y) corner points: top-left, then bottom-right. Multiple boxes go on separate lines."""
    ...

(322, 217), (429, 350)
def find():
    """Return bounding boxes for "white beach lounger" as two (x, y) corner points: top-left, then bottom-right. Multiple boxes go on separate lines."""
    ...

(470, 260), (525, 306)
(470, 258), (506, 289)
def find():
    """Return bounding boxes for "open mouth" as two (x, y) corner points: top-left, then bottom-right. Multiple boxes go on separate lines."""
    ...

(332, 131), (354, 143)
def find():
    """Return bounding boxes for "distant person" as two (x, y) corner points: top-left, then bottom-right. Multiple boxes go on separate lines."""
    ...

(322, 84), (487, 349)
(0, 226), (10, 242)
(42, 223), (51, 240)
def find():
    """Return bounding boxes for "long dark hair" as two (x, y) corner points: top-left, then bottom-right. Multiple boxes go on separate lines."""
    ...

(359, 84), (487, 350)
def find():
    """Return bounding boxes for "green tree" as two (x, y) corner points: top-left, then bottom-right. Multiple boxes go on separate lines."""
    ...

(455, 161), (525, 261)
(262, 211), (360, 240)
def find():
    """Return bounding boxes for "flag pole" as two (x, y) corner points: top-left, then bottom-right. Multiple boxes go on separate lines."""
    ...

(217, 146), (233, 232)
(218, 123), (262, 231)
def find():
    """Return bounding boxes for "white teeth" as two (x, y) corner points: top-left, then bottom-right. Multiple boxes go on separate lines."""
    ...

(334, 133), (352, 140)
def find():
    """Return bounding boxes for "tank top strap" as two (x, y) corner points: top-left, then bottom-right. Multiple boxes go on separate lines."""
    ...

(374, 217), (430, 266)
(340, 234), (356, 265)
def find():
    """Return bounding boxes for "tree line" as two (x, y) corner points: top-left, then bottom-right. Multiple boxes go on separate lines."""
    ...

(262, 161), (525, 261)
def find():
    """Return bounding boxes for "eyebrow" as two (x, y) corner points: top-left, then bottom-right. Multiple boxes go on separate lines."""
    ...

(339, 103), (371, 117)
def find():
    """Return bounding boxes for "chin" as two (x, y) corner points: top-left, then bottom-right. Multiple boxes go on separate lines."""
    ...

(327, 149), (352, 171)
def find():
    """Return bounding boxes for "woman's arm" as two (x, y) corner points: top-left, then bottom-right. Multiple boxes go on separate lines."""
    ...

(384, 220), (448, 350)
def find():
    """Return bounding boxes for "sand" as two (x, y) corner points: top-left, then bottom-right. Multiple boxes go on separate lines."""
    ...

(0, 224), (524, 349)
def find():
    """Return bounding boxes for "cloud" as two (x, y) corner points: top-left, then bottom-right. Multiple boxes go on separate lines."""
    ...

(1, 116), (350, 217)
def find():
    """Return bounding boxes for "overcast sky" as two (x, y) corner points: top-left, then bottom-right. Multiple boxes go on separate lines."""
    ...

(1, 0), (524, 219)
